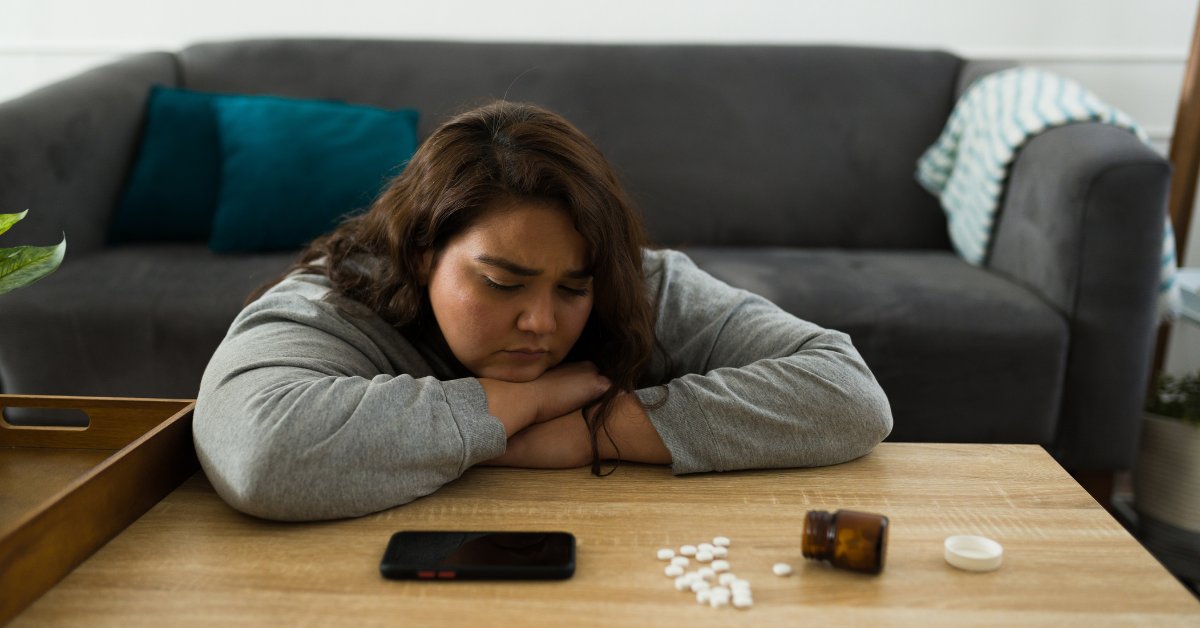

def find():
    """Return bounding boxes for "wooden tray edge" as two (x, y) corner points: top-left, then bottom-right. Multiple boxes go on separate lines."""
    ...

(0, 399), (198, 623)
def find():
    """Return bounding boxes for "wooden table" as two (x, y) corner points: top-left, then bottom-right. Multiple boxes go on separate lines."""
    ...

(12, 443), (1200, 625)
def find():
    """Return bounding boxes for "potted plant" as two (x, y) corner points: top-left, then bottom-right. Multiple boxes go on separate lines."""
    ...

(1134, 369), (1200, 533)
(0, 210), (65, 293)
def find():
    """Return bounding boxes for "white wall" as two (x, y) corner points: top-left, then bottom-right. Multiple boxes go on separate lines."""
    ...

(2, 0), (1193, 145)
(3, 0), (1199, 370)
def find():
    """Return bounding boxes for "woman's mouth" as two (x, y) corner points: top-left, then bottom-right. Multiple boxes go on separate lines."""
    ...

(503, 349), (550, 362)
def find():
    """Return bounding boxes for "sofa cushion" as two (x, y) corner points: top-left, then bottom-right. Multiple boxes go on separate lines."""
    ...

(0, 245), (295, 398)
(109, 86), (222, 243)
(683, 247), (1068, 444)
(209, 96), (419, 253)
(179, 40), (962, 250)
(109, 86), (419, 252)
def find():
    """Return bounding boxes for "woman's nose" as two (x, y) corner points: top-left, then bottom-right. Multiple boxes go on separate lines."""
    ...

(516, 291), (557, 334)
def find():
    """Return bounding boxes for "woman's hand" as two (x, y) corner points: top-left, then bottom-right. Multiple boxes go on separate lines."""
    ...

(482, 393), (672, 469)
(479, 362), (611, 437)
(481, 410), (594, 468)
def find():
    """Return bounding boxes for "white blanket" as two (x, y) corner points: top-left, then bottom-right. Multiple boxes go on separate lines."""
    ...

(916, 67), (1181, 318)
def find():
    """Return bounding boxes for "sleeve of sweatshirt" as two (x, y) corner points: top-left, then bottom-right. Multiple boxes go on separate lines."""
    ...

(193, 277), (507, 521)
(635, 250), (893, 474)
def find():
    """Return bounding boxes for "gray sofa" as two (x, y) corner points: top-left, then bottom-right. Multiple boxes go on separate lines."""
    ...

(0, 39), (1169, 473)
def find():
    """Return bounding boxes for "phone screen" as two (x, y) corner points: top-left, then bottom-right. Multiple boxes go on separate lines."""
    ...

(380, 531), (576, 580)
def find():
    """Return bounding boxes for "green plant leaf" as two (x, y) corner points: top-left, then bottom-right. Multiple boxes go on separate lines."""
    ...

(1147, 371), (1200, 426)
(0, 210), (28, 238)
(0, 236), (66, 294)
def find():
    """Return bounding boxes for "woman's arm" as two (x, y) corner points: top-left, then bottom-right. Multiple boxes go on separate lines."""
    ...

(482, 393), (670, 468)
(639, 250), (893, 474)
(193, 277), (509, 522)
(478, 362), (612, 437)
(482, 249), (891, 473)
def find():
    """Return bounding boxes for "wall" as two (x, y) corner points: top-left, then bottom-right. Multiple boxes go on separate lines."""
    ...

(2, 0), (1198, 370)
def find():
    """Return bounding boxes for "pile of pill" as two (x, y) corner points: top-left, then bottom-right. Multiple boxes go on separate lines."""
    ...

(656, 536), (754, 609)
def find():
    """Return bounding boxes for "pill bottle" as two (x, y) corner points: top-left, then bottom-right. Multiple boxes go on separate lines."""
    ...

(801, 509), (889, 574)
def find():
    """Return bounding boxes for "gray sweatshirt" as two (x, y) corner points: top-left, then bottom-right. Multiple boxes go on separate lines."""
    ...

(194, 249), (892, 521)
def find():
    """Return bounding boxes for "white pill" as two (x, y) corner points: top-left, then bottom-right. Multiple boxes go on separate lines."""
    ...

(674, 576), (692, 591)
(733, 596), (753, 609)
(718, 573), (738, 586)
(657, 548), (675, 560)
(695, 551), (714, 563)
(670, 556), (690, 567)
(730, 579), (752, 593)
(690, 579), (711, 593)
(679, 545), (697, 556)
(713, 536), (731, 547)
(665, 564), (685, 577)
(772, 562), (794, 576)
(698, 567), (716, 581)
(696, 589), (711, 605)
(712, 546), (728, 558)
(698, 543), (715, 553)
(709, 595), (729, 609)
(711, 559), (730, 572)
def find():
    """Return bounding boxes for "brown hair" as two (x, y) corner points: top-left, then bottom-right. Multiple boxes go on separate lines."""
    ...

(251, 100), (659, 474)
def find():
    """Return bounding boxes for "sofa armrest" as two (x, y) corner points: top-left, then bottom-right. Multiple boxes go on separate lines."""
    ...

(954, 58), (1014, 98)
(988, 122), (1170, 470)
(0, 52), (179, 259)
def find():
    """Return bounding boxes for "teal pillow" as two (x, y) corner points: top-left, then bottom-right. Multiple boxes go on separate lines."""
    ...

(209, 96), (418, 253)
(109, 86), (222, 243)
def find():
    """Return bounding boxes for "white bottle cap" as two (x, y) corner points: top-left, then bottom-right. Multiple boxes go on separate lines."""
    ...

(944, 535), (1003, 572)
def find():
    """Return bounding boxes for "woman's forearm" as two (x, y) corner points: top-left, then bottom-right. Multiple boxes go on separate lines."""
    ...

(478, 361), (612, 437)
(481, 392), (671, 468)
(597, 393), (671, 464)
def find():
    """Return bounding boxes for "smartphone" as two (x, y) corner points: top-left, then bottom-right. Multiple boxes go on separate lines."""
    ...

(380, 530), (576, 580)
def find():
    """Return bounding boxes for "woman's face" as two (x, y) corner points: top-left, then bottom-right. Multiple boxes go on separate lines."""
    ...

(423, 200), (594, 382)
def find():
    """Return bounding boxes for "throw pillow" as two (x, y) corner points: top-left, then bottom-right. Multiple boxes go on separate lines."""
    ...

(208, 96), (419, 253)
(108, 86), (223, 243)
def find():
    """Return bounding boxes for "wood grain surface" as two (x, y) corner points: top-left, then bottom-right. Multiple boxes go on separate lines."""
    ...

(12, 443), (1200, 626)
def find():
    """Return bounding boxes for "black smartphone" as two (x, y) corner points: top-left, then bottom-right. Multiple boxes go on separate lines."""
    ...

(380, 530), (576, 580)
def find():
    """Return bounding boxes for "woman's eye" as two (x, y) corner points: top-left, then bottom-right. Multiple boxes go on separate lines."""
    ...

(483, 277), (520, 291)
(560, 285), (590, 297)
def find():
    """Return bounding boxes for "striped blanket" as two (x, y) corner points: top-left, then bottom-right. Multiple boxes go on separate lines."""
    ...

(916, 67), (1181, 318)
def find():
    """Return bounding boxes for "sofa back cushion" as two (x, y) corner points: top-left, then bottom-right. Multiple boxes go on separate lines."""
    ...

(179, 40), (960, 250)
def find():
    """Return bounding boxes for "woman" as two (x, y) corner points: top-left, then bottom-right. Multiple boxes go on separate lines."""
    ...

(194, 101), (892, 521)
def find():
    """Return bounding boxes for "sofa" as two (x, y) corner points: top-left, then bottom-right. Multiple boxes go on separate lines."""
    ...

(0, 39), (1170, 473)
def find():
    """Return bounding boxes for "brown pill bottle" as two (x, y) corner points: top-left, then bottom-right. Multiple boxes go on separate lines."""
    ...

(801, 509), (889, 574)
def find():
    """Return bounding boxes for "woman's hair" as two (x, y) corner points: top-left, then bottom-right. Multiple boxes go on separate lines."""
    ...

(251, 100), (659, 474)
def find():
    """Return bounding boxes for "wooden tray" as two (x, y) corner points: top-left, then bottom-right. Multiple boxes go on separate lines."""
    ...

(0, 395), (197, 624)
